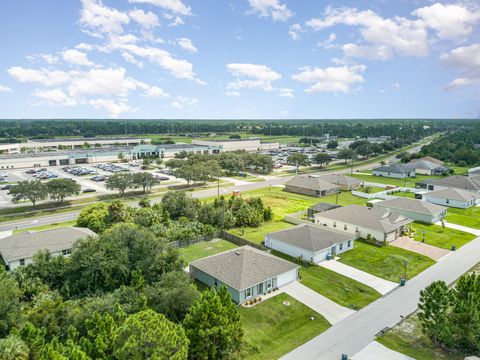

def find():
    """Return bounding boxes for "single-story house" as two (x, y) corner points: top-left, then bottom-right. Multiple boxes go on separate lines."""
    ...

(285, 175), (339, 198)
(419, 156), (444, 166)
(372, 164), (416, 179)
(416, 175), (480, 193)
(189, 246), (299, 305)
(422, 188), (479, 209)
(307, 202), (342, 219)
(409, 159), (450, 176)
(0, 227), (96, 270)
(265, 224), (356, 263)
(372, 197), (447, 224)
(317, 173), (364, 191)
(314, 204), (413, 243)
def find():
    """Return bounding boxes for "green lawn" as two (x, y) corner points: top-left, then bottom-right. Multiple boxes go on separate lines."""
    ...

(180, 239), (238, 263)
(412, 222), (475, 250)
(338, 240), (435, 282)
(239, 293), (330, 360)
(449, 165), (469, 176)
(358, 185), (385, 194)
(13, 220), (77, 234)
(377, 314), (465, 360)
(446, 207), (480, 229)
(391, 191), (416, 198)
(272, 251), (381, 310)
(229, 221), (294, 245)
(350, 174), (442, 188)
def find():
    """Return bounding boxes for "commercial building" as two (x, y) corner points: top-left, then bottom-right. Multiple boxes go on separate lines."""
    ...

(0, 227), (96, 270)
(314, 205), (413, 243)
(265, 224), (356, 263)
(192, 139), (279, 152)
(285, 175), (340, 197)
(372, 197), (447, 224)
(189, 246), (299, 304)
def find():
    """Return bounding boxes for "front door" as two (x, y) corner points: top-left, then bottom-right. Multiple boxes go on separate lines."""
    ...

(258, 283), (264, 294)
(331, 246), (337, 257)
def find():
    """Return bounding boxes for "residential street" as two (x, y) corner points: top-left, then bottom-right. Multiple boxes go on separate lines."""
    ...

(281, 233), (480, 360)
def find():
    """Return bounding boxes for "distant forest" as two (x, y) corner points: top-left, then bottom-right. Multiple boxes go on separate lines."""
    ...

(0, 119), (464, 142)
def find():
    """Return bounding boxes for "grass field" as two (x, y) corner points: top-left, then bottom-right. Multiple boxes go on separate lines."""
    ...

(350, 173), (441, 188)
(377, 315), (465, 360)
(272, 251), (381, 310)
(239, 293), (330, 360)
(338, 240), (436, 282)
(180, 239), (238, 263)
(446, 207), (480, 229)
(13, 220), (77, 234)
(412, 222), (475, 250)
(229, 221), (294, 244)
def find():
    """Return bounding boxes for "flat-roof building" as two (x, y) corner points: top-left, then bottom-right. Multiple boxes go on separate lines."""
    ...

(192, 139), (279, 152)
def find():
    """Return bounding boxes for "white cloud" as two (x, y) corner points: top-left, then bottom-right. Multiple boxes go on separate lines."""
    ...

(61, 49), (94, 66)
(171, 96), (199, 109)
(76, 43), (94, 51)
(25, 53), (59, 64)
(0, 85), (12, 93)
(32, 89), (77, 106)
(176, 38), (197, 53)
(277, 88), (294, 98)
(247, 0), (293, 21)
(413, 3), (480, 40)
(226, 91), (241, 97)
(89, 98), (134, 117)
(288, 23), (303, 41)
(128, 0), (192, 16)
(80, 0), (130, 36)
(8, 67), (70, 87)
(441, 43), (480, 89)
(129, 9), (160, 29)
(292, 65), (366, 93)
(226, 63), (282, 92)
(317, 33), (337, 49)
(122, 52), (144, 68)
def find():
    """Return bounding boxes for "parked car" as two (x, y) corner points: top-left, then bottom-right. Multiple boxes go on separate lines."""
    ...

(82, 188), (96, 193)
(1, 184), (13, 190)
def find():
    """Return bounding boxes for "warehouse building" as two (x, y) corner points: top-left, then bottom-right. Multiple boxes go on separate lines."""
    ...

(192, 139), (279, 152)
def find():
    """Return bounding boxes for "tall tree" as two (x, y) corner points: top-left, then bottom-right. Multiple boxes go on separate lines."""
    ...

(9, 180), (48, 208)
(47, 178), (81, 204)
(106, 173), (134, 197)
(286, 153), (310, 173)
(337, 148), (356, 164)
(113, 309), (189, 360)
(133, 172), (159, 194)
(314, 153), (332, 167)
(0, 334), (30, 360)
(0, 267), (22, 337)
(76, 203), (109, 233)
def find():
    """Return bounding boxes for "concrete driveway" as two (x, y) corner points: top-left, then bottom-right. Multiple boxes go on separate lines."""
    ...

(390, 236), (450, 261)
(319, 260), (397, 295)
(282, 282), (355, 325)
(353, 341), (414, 360)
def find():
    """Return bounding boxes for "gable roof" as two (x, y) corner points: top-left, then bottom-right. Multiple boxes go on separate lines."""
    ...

(419, 175), (480, 192)
(308, 202), (342, 213)
(419, 156), (444, 165)
(424, 188), (478, 202)
(373, 197), (446, 215)
(409, 159), (445, 171)
(190, 246), (299, 291)
(285, 175), (340, 191)
(268, 224), (355, 253)
(373, 163), (415, 174)
(317, 174), (364, 187)
(315, 204), (413, 233)
(0, 227), (96, 263)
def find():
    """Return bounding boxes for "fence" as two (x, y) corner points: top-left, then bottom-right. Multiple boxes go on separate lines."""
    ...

(283, 210), (312, 226)
(353, 187), (426, 200)
(218, 230), (270, 252)
(168, 233), (216, 249)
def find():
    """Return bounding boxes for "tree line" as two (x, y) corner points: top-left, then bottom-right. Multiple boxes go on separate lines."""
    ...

(0, 190), (272, 359)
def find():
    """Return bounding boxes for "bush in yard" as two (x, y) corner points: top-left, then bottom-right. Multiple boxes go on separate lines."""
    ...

(76, 203), (109, 233)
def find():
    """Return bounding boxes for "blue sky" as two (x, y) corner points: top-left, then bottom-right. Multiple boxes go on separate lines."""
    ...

(0, 0), (479, 119)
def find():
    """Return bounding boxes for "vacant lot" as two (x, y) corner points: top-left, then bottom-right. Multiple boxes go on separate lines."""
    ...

(350, 173), (441, 188)
(239, 293), (330, 360)
(229, 221), (294, 245)
(338, 240), (435, 282)
(180, 239), (238, 263)
(412, 222), (475, 250)
(272, 251), (381, 310)
(446, 207), (480, 229)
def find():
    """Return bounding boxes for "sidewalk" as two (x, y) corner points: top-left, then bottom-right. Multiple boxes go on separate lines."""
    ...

(353, 341), (415, 360)
(436, 220), (480, 236)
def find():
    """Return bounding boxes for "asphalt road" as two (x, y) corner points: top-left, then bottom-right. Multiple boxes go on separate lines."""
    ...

(0, 144), (424, 233)
(281, 235), (480, 360)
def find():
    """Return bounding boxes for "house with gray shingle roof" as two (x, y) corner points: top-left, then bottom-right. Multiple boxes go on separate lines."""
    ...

(265, 224), (356, 263)
(0, 227), (96, 270)
(372, 163), (416, 179)
(285, 174), (339, 197)
(314, 205), (413, 243)
(422, 188), (479, 209)
(372, 198), (447, 224)
(189, 246), (299, 304)
(317, 173), (364, 191)
(409, 159), (450, 176)
(415, 175), (480, 193)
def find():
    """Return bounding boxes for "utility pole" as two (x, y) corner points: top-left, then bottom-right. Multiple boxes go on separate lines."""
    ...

(295, 160), (298, 175)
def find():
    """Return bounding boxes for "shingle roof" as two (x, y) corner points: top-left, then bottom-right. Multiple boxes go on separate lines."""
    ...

(373, 197), (446, 215)
(285, 175), (340, 192)
(424, 188), (478, 202)
(419, 156), (444, 165)
(318, 174), (364, 187)
(268, 224), (355, 253)
(190, 246), (299, 291)
(419, 175), (480, 192)
(409, 159), (444, 171)
(308, 202), (342, 213)
(315, 205), (413, 233)
(0, 227), (96, 263)
(373, 163), (415, 174)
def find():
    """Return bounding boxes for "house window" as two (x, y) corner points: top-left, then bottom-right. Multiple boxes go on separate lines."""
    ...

(333, 221), (336, 228)
(62, 249), (72, 256)
(245, 287), (252, 298)
(348, 240), (352, 247)
(355, 226), (359, 232)
(339, 243), (343, 251)
(266, 279), (272, 290)
(446, 199), (450, 204)
(344, 224), (347, 231)
(19, 259), (25, 266)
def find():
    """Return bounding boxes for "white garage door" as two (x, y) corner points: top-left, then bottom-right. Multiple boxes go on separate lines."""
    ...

(277, 269), (298, 287)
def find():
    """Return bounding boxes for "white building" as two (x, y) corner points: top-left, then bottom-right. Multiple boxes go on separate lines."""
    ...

(265, 224), (356, 263)
(422, 188), (479, 209)
(192, 139), (279, 152)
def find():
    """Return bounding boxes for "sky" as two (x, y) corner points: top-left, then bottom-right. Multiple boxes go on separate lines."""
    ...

(0, 0), (479, 119)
